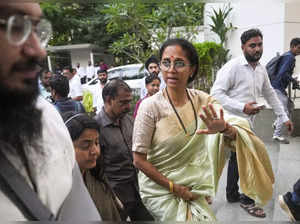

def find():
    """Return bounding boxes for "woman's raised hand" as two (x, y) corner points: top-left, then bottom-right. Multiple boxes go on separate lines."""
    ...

(197, 104), (227, 135)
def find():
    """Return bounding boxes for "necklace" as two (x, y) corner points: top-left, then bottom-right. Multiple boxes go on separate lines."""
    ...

(165, 88), (198, 136)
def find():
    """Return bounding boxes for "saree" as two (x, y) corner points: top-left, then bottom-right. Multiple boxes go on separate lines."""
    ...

(132, 89), (274, 221)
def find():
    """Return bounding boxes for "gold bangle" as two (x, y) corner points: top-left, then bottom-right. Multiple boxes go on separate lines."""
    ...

(169, 181), (174, 193)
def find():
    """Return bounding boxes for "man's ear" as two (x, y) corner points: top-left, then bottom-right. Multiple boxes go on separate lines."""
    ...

(105, 96), (113, 105)
(241, 44), (245, 51)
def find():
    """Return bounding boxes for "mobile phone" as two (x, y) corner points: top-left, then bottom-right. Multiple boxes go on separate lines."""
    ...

(254, 103), (266, 109)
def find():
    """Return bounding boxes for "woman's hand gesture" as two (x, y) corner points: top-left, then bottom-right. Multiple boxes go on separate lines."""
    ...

(173, 184), (199, 201)
(196, 104), (227, 135)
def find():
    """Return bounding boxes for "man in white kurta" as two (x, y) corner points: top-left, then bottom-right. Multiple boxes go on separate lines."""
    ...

(0, 1), (100, 220)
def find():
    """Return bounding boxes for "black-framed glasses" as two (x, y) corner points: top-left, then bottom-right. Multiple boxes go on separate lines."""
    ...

(160, 60), (192, 72)
(0, 14), (52, 48)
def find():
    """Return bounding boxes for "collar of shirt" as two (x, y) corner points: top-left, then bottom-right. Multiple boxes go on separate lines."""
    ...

(99, 107), (121, 127)
(239, 55), (262, 68)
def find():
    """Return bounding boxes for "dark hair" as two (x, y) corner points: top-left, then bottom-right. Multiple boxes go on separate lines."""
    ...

(63, 66), (72, 72)
(145, 73), (161, 85)
(71, 68), (76, 73)
(240, 29), (263, 45)
(290, 38), (300, 48)
(97, 69), (107, 74)
(62, 112), (99, 141)
(159, 38), (199, 83)
(102, 78), (131, 103)
(145, 55), (159, 71)
(49, 74), (69, 97)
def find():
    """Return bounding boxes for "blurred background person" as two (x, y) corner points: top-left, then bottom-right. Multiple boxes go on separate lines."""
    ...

(49, 74), (85, 115)
(39, 69), (52, 102)
(62, 66), (83, 101)
(133, 74), (160, 118)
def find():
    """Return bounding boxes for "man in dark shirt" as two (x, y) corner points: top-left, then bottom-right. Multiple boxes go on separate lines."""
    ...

(49, 74), (85, 115)
(271, 38), (300, 143)
(94, 79), (153, 221)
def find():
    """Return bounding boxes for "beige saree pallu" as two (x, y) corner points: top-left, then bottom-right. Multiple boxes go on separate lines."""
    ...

(135, 90), (274, 221)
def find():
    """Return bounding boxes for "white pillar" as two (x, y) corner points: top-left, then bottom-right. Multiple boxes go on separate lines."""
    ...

(90, 52), (94, 65)
(47, 55), (52, 72)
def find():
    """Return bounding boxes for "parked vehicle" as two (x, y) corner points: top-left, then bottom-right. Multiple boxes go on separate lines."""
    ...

(82, 63), (147, 96)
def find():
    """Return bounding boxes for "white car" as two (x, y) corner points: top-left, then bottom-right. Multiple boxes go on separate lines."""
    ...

(82, 63), (147, 96)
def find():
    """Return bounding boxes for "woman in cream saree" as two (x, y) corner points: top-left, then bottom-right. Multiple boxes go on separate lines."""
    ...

(132, 38), (274, 221)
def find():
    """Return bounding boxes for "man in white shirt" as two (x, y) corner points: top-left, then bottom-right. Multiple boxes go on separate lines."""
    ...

(62, 67), (83, 101)
(86, 60), (95, 81)
(211, 28), (293, 218)
(76, 62), (86, 84)
(140, 56), (165, 99)
(91, 69), (108, 114)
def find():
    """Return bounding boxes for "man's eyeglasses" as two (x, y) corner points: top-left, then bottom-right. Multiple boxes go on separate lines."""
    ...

(0, 14), (52, 48)
(160, 60), (192, 72)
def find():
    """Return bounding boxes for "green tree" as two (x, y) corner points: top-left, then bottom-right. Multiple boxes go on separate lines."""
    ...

(41, 0), (204, 65)
(208, 4), (237, 65)
(193, 42), (225, 92)
(104, 0), (204, 65)
(41, 0), (114, 48)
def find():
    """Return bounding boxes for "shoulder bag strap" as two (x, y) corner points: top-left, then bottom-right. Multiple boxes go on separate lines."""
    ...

(0, 142), (55, 220)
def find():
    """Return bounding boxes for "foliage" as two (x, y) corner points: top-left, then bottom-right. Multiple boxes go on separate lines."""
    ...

(40, 0), (114, 49)
(41, 0), (204, 65)
(192, 42), (226, 93)
(208, 4), (237, 65)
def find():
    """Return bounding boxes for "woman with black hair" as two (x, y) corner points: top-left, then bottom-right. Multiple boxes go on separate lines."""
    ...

(132, 38), (274, 221)
(133, 74), (161, 118)
(62, 112), (121, 221)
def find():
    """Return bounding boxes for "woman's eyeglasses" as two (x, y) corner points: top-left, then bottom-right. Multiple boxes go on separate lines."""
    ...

(160, 60), (192, 72)
(0, 14), (52, 48)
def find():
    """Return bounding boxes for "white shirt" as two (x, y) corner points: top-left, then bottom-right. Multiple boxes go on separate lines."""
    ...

(68, 74), (83, 99)
(89, 80), (105, 114)
(76, 67), (86, 78)
(140, 72), (166, 98)
(211, 56), (289, 125)
(0, 97), (75, 220)
(86, 65), (95, 79)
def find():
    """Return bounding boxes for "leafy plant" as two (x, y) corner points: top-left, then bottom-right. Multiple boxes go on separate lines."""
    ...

(208, 4), (237, 65)
(193, 42), (226, 93)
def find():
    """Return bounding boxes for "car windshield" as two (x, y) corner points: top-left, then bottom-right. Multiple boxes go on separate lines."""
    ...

(108, 66), (146, 80)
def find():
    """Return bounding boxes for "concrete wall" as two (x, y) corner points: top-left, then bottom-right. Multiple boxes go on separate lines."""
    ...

(71, 50), (114, 68)
(204, 0), (300, 71)
(71, 49), (92, 68)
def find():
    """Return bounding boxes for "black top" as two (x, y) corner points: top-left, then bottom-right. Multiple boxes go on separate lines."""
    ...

(54, 98), (86, 115)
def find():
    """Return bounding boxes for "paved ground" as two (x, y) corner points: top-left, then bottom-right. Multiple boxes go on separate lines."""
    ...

(211, 137), (299, 223)
(210, 93), (300, 223)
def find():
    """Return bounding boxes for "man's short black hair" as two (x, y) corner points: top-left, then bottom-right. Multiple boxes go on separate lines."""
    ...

(145, 55), (159, 71)
(290, 38), (300, 48)
(97, 69), (107, 74)
(63, 66), (72, 72)
(102, 78), (131, 102)
(240, 29), (263, 45)
(49, 74), (69, 97)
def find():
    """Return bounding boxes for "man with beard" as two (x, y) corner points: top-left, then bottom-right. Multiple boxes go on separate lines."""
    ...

(211, 28), (293, 218)
(140, 55), (165, 98)
(0, 1), (100, 220)
(92, 69), (108, 114)
(62, 66), (83, 102)
(94, 79), (154, 221)
(39, 69), (52, 102)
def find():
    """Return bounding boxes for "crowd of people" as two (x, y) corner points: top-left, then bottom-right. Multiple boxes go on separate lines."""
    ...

(1, 1), (300, 222)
